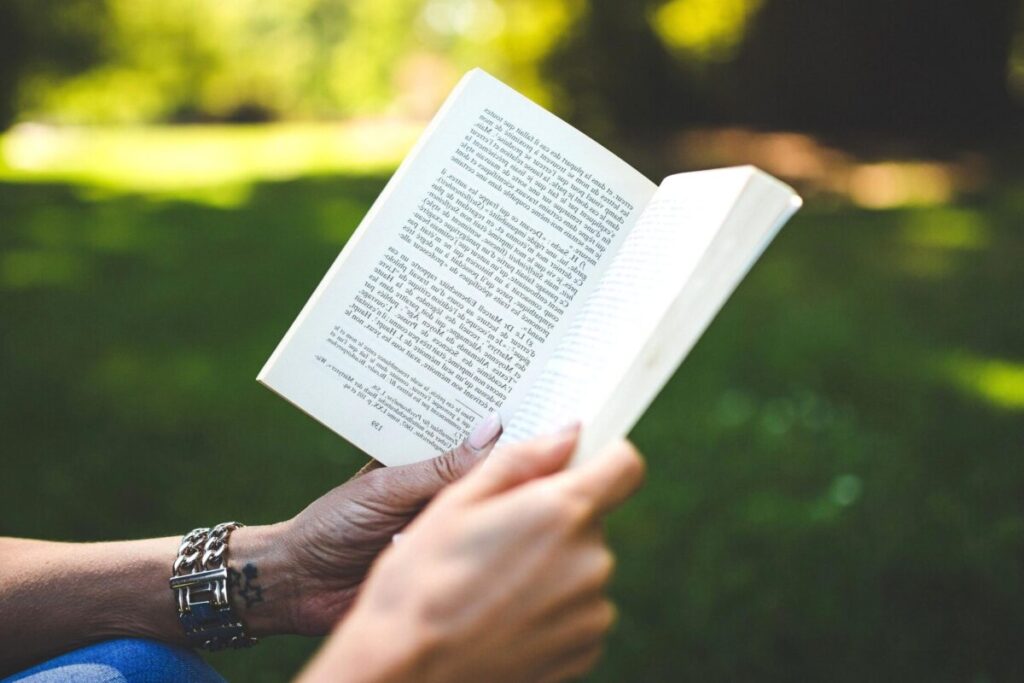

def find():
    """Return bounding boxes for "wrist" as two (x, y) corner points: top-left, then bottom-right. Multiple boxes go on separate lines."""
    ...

(97, 537), (187, 645)
(227, 523), (299, 638)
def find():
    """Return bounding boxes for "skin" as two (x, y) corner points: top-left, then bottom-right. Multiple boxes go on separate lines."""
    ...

(298, 428), (646, 683)
(0, 425), (645, 682)
(0, 428), (502, 675)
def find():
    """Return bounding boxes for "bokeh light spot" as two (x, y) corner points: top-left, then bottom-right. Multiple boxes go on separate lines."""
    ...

(650, 0), (763, 60)
(829, 474), (863, 507)
(941, 354), (1024, 411)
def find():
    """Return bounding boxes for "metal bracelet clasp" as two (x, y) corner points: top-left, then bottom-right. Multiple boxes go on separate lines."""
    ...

(169, 566), (229, 614)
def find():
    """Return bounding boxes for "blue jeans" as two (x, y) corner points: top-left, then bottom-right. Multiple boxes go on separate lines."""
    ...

(4, 639), (225, 683)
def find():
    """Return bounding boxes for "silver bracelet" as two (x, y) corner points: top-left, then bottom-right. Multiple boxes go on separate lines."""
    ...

(169, 521), (258, 651)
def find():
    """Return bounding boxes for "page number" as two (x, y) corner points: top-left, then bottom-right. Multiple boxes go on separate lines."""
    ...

(371, 420), (384, 432)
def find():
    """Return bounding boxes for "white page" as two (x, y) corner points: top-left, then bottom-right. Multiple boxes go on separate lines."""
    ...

(259, 69), (656, 465)
(499, 167), (801, 462)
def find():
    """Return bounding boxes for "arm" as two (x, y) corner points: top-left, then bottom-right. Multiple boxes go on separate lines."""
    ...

(0, 528), (289, 674)
(0, 417), (503, 676)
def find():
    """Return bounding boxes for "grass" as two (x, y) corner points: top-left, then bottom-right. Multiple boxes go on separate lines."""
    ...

(1, 127), (1023, 681)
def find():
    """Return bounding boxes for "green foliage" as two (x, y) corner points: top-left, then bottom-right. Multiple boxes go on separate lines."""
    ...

(649, 0), (764, 61)
(4, 0), (1022, 139)
(9, 0), (581, 125)
(554, 0), (1023, 140)
(1, 142), (1022, 679)
(0, 0), (107, 127)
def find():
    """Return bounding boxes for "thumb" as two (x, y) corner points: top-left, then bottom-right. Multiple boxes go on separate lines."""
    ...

(457, 422), (581, 501)
(378, 412), (504, 504)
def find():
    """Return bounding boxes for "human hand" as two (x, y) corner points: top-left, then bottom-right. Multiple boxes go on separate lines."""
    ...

(232, 413), (503, 636)
(297, 426), (646, 683)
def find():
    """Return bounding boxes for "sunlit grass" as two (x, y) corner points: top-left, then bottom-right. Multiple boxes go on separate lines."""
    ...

(0, 121), (420, 204)
(900, 208), (990, 251)
(890, 207), (992, 279)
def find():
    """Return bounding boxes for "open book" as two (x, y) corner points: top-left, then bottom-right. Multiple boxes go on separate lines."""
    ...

(259, 69), (802, 466)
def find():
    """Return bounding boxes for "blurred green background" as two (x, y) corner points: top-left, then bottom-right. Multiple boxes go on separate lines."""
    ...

(2, 0), (1023, 680)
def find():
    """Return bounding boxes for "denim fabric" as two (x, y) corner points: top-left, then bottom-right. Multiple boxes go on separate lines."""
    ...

(4, 638), (226, 683)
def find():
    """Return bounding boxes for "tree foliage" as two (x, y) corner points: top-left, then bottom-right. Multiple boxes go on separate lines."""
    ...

(546, 0), (1023, 143)
(2, 0), (581, 126)
(2, 0), (1020, 141)
(0, 0), (107, 128)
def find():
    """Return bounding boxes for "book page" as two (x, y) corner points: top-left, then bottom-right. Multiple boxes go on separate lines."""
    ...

(259, 69), (656, 465)
(499, 167), (801, 462)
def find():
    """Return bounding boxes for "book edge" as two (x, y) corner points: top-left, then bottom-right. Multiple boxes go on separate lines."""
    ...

(572, 169), (801, 463)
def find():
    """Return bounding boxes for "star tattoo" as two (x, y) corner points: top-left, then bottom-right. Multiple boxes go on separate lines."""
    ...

(228, 562), (265, 609)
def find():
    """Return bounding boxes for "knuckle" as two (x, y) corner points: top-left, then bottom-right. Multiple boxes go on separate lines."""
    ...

(357, 467), (390, 499)
(454, 440), (479, 462)
(594, 599), (618, 634)
(571, 598), (616, 639)
(618, 441), (646, 483)
(536, 483), (569, 518)
(487, 451), (530, 484)
(555, 497), (590, 531)
(535, 483), (593, 529)
(431, 451), (462, 485)
(582, 645), (605, 669)
(563, 496), (592, 527)
(594, 547), (616, 586)
(565, 645), (604, 680)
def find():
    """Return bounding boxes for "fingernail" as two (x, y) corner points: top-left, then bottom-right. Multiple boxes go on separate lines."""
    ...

(555, 420), (582, 437)
(468, 412), (503, 451)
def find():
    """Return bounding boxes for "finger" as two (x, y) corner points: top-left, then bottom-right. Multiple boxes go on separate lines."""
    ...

(465, 411), (504, 455)
(534, 601), (615, 682)
(371, 412), (503, 505)
(549, 599), (618, 648)
(555, 439), (645, 518)
(457, 423), (581, 501)
(530, 536), (615, 613)
(538, 644), (605, 683)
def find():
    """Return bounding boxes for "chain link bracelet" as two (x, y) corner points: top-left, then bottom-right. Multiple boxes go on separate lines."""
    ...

(169, 521), (258, 651)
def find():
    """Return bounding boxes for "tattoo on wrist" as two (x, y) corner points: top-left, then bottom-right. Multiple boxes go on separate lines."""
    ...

(228, 563), (265, 609)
